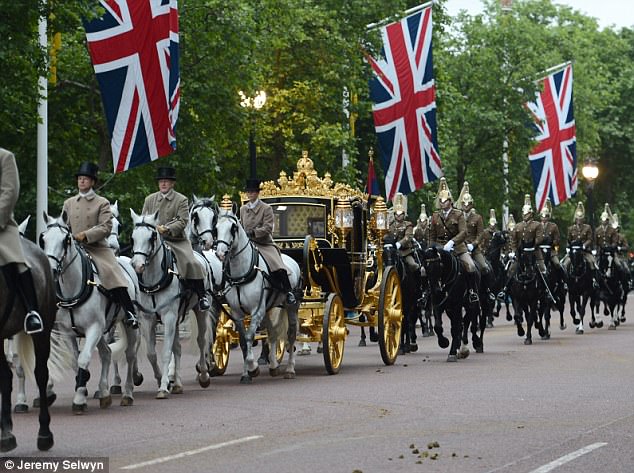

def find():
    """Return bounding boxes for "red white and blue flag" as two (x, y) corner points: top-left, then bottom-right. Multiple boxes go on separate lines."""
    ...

(366, 155), (380, 196)
(526, 63), (576, 211)
(84, 0), (180, 173)
(366, 4), (441, 200)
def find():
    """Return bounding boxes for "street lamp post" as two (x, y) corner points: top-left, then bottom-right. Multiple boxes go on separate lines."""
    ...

(239, 90), (267, 179)
(582, 160), (599, 234)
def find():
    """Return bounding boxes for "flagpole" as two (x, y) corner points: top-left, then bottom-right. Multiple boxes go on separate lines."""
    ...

(36, 8), (48, 238)
(366, 0), (435, 30)
(535, 61), (573, 82)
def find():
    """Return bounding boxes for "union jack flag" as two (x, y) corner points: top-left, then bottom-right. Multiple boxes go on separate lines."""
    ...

(366, 4), (441, 201)
(84, 0), (180, 173)
(526, 63), (576, 211)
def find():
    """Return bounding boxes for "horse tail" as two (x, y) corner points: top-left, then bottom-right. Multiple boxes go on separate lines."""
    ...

(14, 331), (35, 381)
(47, 328), (79, 384)
(109, 321), (128, 363)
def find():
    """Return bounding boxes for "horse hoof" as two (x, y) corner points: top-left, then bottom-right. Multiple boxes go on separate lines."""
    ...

(524, 338), (532, 345)
(575, 328), (584, 334)
(156, 390), (170, 399)
(560, 324), (566, 331)
(72, 403), (87, 414)
(198, 374), (211, 388)
(171, 385), (184, 395)
(269, 367), (281, 377)
(438, 337), (449, 349)
(589, 321), (595, 328)
(506, 314), (512, 322)
(240, 375), (253, 384)
(457, 348), (470, 359)
(284, 371), (296, 379)
(620, 316), (626, 323)
(316, 345), (323, 354)
(541, 333), (551, 340)
(120, 396), (134, 406)
(486, 322), (493, 329)
(33, 397), (40, 408)
(37, 433), (54, 451)
(369, 333), (379, 343)
(422, 331), (432, 338)
(110, 385), (122, 395)
(1, 434), (17, 452)
(572, 318), (580, 325)
(447, 355), (457, 362)
(517, 327), (525, 337)
(257, 357), (268, 365)
(475, 346), (484, 354)
(14, 403), (28, 414)
(597, 321), (604, 328)
(133, 372), (144, 386)
(248, 366), (260, 378)
(608, 324), (616, 330)
(358, 339), (367, 347)
(615, 319), (620, 327)
(99, 395), (112, 409)
(409, 343), (418, 352)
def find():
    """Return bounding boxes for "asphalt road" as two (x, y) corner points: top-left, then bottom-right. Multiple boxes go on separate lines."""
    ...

(3, 298), (634, 473)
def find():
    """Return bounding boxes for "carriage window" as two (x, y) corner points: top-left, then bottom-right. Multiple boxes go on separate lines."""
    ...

(270, 204), (327, 238)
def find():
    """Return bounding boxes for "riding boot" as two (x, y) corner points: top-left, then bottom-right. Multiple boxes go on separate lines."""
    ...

(481, 271), (496, 303)
(274, 269), (297, 305)
(14, 268), (44, 335)
(112, 287), (139, 329)
(188, 278), (211, 310)
(466, 272), (479, 303)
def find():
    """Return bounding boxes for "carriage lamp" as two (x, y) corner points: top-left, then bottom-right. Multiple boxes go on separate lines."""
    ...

(372, 197), (389, 232)
(335, 198), (353, 247)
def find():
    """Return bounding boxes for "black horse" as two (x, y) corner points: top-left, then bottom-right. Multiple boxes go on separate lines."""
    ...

(595, 246), (627, 330)
(1, 238), (56, 452)
(539, 241), (567, 335)
(382, 235), (425, 354)
(421, 246), (482, 361)
(508, 243), (546, 345)
(566, 242), (596, 333)
(487, 231), (513, 322)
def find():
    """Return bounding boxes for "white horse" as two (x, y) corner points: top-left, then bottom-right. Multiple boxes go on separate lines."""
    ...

(129, 209), (213, 398)
(39, 212), (139, 412)
(213, 209), (300, 384)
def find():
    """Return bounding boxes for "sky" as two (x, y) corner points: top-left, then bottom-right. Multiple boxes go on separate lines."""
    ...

(445, 0), (634, 29)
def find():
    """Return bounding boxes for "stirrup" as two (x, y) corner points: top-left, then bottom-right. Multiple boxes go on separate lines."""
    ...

(24, 311), (44, 335)
(198, 295), (211, 310)
(286, 292), (297, 305)
(469, 290), (479, 303)
(124, 311), (139, 329)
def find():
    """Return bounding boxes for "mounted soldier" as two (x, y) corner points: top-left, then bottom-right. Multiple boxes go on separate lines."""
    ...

(61, 162), (138, 328)
(562, 202), (600, 287)
(413, 203), (430, 247)
(539, 198), (566, 282)
(428, 177), (479, 301)
(0, 148), (43, 334)
(479, 209), (499, 256)
(503, 213), (517, 257)
(387, 192), (419, 275)
(142, 166), (210, 311)
(239, 178), (296, 305)
(595, 203), (618, 252)
(611, 213), (629, 276)
(457, 181), (493, 301)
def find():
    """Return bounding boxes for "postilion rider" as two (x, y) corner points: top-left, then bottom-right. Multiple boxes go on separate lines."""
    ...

(63, 162), (138, 328)
(388, 192), (420, 275)
(0, 147), (44, 334)
(142, 166), (211, 311)
(239, 178), (297, 305)
(428, 177), (479, 302)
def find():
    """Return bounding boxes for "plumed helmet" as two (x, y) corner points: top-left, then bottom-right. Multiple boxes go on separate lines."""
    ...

(507, 213), (516, 231)
(540, 198), (552, 218)
(392, 192), (407, 216)
(612, 213), (620, 230)
(600, 203), (613, 224)
(574, 202), (585, 220)
(418, 204), (428, 223)
(435, 177), (453, 208)
(488, 209), (497, 227)
(457, 181), (474, 210)
(521, 194), (533, 217)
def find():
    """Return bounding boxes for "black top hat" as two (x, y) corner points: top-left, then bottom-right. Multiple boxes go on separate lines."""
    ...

(245, 178), (261, 192)
(76, 162), (99, 181)
(155, 166), (177, 181)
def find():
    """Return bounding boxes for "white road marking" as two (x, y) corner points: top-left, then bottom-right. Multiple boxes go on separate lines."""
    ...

(528, 442), (608, 473)
(120, 435), (263, 470)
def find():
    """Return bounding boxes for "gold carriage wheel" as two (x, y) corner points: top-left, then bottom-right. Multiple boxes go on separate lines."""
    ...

(378, 266), (402, 365)
(322, 293), (346, 374)
(209, 310), (231, 377)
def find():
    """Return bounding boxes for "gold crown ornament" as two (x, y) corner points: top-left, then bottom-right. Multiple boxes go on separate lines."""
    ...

(220, 194), (234, 211)
(600, 203), (613, 224)
(488, 209), (497, 227)
(540, 198), (552, 219)
(521, 194), (533, 217)
(392, 192), (407, 216)
(435, 177), (453, 208)
(457, 181), (473, 210)
(574, 202), (585, 220)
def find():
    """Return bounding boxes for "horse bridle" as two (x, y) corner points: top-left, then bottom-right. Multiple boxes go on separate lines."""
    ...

(40, 223), (77, 275)
(215, 214), (258, 284)
(190, 201), (217, 247)
(132, 221), (161, 266)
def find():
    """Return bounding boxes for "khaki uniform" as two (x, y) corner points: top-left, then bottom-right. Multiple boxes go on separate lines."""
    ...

(465, 209), (490, 273)
(413, 220), (429, 245)
(0, 148), (27, 267)
(239, 199), (286, 273)
(595, 223), (618, 249)
(510, 219), (545, 272)
(142, 189), (203, 279)
(429, 207), (475, 272)
(62, 191), (128, 290)
(562, 222), (596, 271)
(479, 227), (495, 255)
(388, 217), (419, 272)
(539, 220), (561, 266)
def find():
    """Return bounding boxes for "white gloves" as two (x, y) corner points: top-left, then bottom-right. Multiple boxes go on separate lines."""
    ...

(508, 251), (516, 258)
(592, 250), (597, 256)
(396, 242), (402, 250)
(443, 240), (455, 252)
(467, 243), (474, 252)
